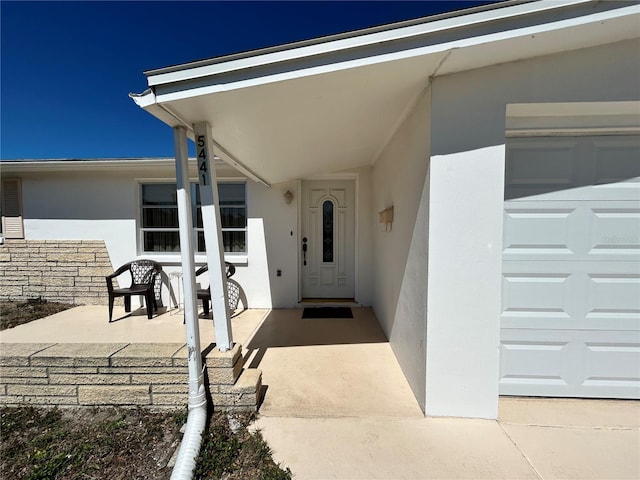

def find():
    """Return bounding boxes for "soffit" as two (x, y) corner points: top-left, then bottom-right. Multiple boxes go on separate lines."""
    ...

(135, 2), (640, 185)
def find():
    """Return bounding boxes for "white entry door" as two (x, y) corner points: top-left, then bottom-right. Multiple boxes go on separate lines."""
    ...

(301, 180), (355, 299)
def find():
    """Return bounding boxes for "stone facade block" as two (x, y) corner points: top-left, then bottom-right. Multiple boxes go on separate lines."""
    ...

(78, 385), (151, 406)
(1, 377), (49, 385)
(98, 366), (187, 375)
(206, 344), (242, 368)
(0, 395), (24, 405)
(207, 358), (243, 385)
(8, 384), (77, 396)
(110, 357), (175, 367)
(211, 392), (257, 408)
(151, 384), (188, 394)
(0, 367), (48, 378)
(49, 367), (99, 374)
(0, 285), (23, 297)
(0, 342), (257, 411)
(0, 240), (113, 304)
(131, 374), (187, 385)
(151, 393), (187, 406)
(0, 344), (54, 365)
(24, 396), (79, 406)
(49, 374), (131, 385)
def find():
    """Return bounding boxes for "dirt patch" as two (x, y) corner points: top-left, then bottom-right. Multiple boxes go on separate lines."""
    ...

(1, 406), (181, 479)
(0, 298), (75, 330)
(0, 406), (291, 480)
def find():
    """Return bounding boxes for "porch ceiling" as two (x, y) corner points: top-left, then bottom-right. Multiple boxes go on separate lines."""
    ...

(152, 56), (440, 185)
(131, 1), (640, 185)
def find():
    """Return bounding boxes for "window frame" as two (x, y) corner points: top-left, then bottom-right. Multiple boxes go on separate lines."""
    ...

(138, 180), (247, 256)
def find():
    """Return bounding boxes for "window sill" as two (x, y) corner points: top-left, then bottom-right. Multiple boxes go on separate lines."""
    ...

(141, 253), (248, 267)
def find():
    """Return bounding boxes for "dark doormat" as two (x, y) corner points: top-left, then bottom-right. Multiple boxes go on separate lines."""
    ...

(302, 307), (353, 319)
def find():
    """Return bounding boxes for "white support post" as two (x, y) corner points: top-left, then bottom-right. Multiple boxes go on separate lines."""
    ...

(194, 121), (233, 352)
(173, 126), (205, 406)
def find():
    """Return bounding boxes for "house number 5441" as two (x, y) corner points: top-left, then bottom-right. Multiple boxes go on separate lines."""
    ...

(197, 135), (209, 186)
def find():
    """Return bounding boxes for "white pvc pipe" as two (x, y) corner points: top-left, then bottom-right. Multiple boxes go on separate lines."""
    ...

(170, 383), (208, 480)
(170, 126), (208, 480)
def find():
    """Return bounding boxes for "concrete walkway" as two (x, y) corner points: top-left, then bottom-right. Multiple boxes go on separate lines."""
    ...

(2, 306), (639, 479)
(0, 304), (267, 345)
(254, 398), (640, 480)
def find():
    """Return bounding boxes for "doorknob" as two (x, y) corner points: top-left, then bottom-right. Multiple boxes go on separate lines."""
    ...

(302, 237), (308, 266)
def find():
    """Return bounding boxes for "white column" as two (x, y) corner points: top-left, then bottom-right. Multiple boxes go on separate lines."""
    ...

(425, 145), (504, 419)
(194, 121), (233, 352)
(173, 126), (205, 406)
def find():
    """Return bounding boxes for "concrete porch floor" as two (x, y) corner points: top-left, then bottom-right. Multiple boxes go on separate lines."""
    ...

(1, 305), (639, 479)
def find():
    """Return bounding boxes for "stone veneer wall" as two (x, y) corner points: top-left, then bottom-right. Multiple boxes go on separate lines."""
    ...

(0, 343), (262, 411)
(0, 240), (113, 305)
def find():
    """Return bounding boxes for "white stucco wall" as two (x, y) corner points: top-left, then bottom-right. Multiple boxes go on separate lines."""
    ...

(424, 146), (505, 419)
(21, 171), (139, 270)
(16, 164), (290, 309)
(371, 87), (431, 412)
(15, 160), (375, 311)
(425, 39), (640, 418)
(244, 180), (298, 308)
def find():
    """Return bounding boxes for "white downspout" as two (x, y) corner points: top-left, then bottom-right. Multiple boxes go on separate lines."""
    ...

(171, 126), (207, 480)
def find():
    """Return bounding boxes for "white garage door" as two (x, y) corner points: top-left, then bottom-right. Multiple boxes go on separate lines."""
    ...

(500, 135), (640, 398)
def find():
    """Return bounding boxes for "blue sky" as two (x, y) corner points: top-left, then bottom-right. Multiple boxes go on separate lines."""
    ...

(1, 1), (497, 160)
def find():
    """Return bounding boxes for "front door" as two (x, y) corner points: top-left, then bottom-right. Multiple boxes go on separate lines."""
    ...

(301, 180), (355, 299)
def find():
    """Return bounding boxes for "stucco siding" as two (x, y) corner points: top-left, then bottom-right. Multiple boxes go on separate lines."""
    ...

(371, 86), (431, 413)
(425, 39), (640, 418)
(21, 171), (138, 271)
(12, 166), (291, 309)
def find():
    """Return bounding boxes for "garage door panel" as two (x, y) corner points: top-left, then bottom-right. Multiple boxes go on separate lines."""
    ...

(502, 271), (574, 326)
(503, 262), (640, 331)
(500, 329), (640, 398)
(504, 201), (640, 261)
(589, 206), (640, 257)
(503, 207), (577, 258)
(594, 136), (640, 184)
(506, 136), (640, 202)
(500, 338), (571, 389)
(586, 274), (640, 322)
(584, 339), (640, 391)
(506, 140), (578, 186)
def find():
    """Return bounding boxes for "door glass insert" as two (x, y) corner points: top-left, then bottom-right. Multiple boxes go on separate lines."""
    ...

(323, 200), (334, 263)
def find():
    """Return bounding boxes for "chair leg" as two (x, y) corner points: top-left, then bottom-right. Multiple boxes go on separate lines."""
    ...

(108, 295), (114, 323)
(146, 291), (154, 319)
(124, 296), (131, 313)
(202, 299), (210, 317)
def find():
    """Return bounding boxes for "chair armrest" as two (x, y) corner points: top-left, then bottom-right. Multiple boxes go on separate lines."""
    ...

(105, 263), (132, 292)
(226, 262), (236, 278)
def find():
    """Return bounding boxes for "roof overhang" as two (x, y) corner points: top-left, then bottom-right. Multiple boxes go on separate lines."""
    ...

(131, 0), (640, 185)
(0, 158), (232, 175)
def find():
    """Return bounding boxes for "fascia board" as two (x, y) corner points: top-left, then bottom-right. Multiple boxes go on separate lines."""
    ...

(146, 0), (590, 88)
(0, 158), (227, 173)
(0, 159), (174, 172)
(153, 4), (639, 104)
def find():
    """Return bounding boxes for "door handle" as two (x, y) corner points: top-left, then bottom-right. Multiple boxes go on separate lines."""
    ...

(302, 237), (308, 266)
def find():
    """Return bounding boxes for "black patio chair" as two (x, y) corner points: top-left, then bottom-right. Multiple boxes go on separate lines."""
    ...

(106, 259), (163, 322)
(196, 262), (236, 316)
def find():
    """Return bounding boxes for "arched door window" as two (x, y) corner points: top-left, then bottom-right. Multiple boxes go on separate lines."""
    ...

(322, 200), (334, 263)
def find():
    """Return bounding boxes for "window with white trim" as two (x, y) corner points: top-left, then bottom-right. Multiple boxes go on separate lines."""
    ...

(140, 182), (246, 254)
